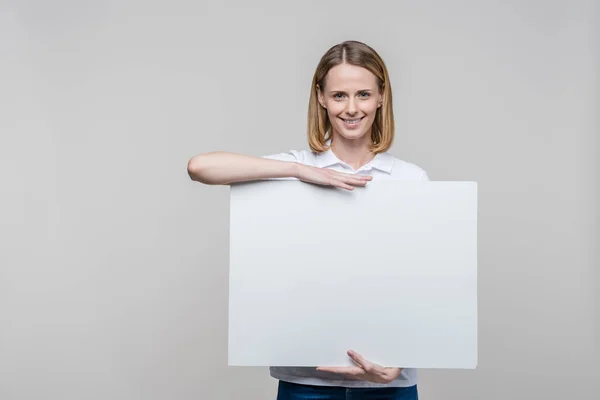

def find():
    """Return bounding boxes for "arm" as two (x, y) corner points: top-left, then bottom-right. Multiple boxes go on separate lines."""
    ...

(187, 151), (300, 185)
(187, 151), (372, 190)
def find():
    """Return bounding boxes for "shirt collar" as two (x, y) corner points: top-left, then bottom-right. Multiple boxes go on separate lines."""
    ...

(315, 140), (394, 173)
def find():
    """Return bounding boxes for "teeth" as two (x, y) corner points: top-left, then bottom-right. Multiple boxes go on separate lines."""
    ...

(344, 118), (361, 123)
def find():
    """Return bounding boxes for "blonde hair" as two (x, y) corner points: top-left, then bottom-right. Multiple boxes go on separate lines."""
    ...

(307, 41), (394, 153)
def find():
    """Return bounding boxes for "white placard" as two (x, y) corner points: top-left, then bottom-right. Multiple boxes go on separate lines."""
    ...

(228, 180), (477, 369)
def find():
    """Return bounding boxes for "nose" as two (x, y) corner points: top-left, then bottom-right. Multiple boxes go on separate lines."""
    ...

(345, 98), (357, 115)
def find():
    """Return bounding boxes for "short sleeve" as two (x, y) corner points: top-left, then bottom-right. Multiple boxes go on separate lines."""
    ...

(262, 150), (304, 163)
(260, 150), (305, 181)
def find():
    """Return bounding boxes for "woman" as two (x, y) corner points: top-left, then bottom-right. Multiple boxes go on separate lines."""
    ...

(188, 40), (427, 399)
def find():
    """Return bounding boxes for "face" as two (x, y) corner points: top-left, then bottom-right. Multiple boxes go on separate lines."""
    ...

(317, 63), (383, 142)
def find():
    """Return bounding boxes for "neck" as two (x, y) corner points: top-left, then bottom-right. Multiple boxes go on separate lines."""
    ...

(330, 132), (375, 170)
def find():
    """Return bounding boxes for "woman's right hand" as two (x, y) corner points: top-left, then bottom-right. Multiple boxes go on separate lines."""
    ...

(187, 151), (372, 189)
(296, 164), (372, 191)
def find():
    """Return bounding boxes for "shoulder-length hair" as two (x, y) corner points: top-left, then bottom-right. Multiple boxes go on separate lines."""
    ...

(307, 41), (394, 153)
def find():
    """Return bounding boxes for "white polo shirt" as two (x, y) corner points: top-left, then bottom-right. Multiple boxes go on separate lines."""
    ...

(262, 146), (428, 388)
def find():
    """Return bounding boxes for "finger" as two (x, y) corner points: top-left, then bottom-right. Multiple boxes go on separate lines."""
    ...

(329, 169), (357, 177)
(330, 180), (355, 191)
(335, 172), (373, 181)
(347, 350), (377, 372)
(327, 169), (371, 179)
(346, 175), (370, 183)
(347, 350), (366, 367)
(342, 180), (367, 188)
(316, 366), (363, 376)
(341, 176), (372, 187)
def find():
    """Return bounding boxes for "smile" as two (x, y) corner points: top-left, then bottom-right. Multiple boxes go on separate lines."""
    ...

(340, 117), (364, 125)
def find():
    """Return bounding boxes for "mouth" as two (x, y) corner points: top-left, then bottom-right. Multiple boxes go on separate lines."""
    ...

(339, 117), (365, 127)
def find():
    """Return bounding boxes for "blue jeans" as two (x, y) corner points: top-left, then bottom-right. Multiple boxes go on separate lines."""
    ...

(276, 381), (418, 400)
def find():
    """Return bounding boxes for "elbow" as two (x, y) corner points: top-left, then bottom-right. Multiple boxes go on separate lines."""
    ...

(187, 155), (212, 184)
(187, 152), (228, 185)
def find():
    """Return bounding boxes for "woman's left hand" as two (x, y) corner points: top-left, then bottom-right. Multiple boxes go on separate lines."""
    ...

(316, 350), (403, 384)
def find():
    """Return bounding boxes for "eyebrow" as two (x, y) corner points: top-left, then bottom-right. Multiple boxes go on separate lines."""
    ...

(328, 89), (374, 94)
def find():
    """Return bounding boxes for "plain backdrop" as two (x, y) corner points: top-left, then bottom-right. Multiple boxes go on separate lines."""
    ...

(1, 0), (598, 399)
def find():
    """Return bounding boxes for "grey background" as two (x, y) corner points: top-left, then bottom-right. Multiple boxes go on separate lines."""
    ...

(1, 0), (598, 399)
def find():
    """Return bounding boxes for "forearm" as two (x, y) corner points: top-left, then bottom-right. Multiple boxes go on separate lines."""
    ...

(187, 151), (300, 185)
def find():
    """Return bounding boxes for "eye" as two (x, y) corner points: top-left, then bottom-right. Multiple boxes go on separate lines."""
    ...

(359, 91), (371, 98)
(333, 93), (345, 100)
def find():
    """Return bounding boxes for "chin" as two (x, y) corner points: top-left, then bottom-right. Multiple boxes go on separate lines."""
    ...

(335, 127), (370, 141)
(340, 133), (367, 141)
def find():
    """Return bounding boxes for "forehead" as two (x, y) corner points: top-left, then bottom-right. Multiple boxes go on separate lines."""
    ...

(324, 63), (378, 90)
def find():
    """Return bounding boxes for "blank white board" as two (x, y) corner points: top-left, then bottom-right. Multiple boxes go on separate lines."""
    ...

(228, 180), (477, 369)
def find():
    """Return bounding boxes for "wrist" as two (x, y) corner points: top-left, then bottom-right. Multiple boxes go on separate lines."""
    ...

(290, 162), (304, 179)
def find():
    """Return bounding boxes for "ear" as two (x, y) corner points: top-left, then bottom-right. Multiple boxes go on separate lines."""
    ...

(316, 84), (326, 108)
(377, 90), (384, 108)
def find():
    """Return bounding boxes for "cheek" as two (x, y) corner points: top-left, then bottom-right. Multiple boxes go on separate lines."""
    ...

(325, 103), (344, 118)
(328, 111), (342, 126)
(363, 100), (380, 114)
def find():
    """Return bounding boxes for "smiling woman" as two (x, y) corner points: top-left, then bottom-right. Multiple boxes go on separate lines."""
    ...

(187, 40), (427, 399)
(306, 41), (395, 171)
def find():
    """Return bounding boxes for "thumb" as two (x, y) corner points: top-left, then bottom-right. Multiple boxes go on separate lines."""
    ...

(347, 350), (370, 369)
